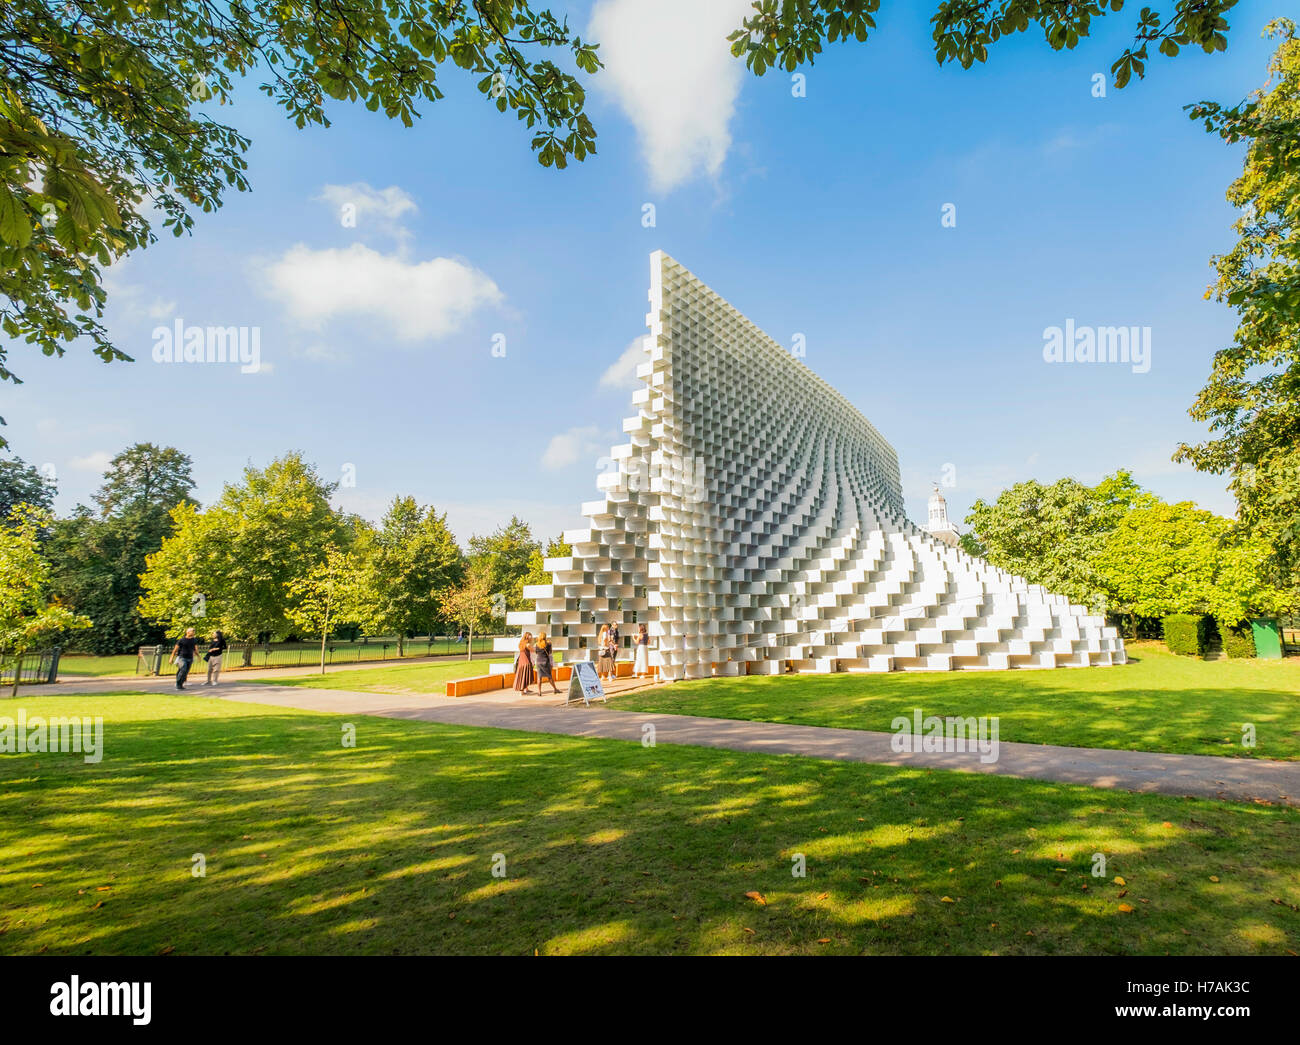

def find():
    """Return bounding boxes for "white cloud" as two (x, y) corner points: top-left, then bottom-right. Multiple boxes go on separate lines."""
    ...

(147, 298), (177, 320)
(316, 183), (418, 238)
(541, 425), (606, 471)
(599, 337), (648, 391)
(68, 451), (113, 473)
(589, 0), (751, 192)
(262, 243), (503, 341)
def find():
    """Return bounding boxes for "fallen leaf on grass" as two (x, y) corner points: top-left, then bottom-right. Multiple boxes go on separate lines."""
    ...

(95, 886), (111, 892)
(1118, 903), (1135, 913)
(1118, 889), (1129, 898)
(1114, 876), (1126, 886)
(817, 938), (831, 944)
(158, 945), (174, 955)
(744, 891), (767, 906)
(940, 896), (956, 903)
(1209, 876), (1220, 883)
(742, 927), (755, 935)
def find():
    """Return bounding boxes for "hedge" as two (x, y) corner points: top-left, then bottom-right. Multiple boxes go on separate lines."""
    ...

(1218, 619), (1257, 659)
(1162, 614), (1210, 656)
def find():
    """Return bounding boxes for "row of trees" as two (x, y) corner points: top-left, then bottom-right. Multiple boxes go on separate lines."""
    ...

(0, 446), (568, 657)
(962, 470), (1291, 638)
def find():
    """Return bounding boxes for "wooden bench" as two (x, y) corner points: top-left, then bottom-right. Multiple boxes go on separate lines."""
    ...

(445, 664), (577, 697)
(444, 674), (504, 698)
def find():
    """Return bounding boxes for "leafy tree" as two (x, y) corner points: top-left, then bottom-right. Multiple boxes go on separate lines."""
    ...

(0, 453), (55, 520)
(362, 497), (465, 653)
(1096, 501), (1289, 631)
(963, 470), (1151, 611)
(0, 1), (601, 424)
(729, 1), (1236, 88)
(0, 507), (89, 693)
(285, 544), (372, 674)
(439, 561), (497, 662)
(468, 514), (540, 622)
(138, 452), (346, 645)
(92, 443), (196, 516)
(49, 443), (196, 653)
(1175, 19), (1300, 604)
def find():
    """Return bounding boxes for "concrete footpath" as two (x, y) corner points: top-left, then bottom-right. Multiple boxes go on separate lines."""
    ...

(22, 676), (1300, 807)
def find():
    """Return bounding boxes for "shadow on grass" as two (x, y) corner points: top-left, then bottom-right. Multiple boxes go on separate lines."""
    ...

(0, 696), (1298, 956)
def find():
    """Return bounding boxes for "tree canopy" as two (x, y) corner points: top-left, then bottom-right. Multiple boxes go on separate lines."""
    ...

(0, 452), (55, 519)
(138, 452), (346, 639)
(729, 1), (1237, 88)
(962, 470), (1150, 611)
(0, 0), (600, 430)
(1175, 18), (1300, 604)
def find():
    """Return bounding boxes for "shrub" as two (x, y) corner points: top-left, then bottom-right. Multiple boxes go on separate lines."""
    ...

(1163, 614), (1210, 656)
(1218, 619), (1257, 659)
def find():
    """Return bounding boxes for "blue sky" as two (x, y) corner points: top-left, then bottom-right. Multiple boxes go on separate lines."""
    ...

(11, 0), (1285, 544)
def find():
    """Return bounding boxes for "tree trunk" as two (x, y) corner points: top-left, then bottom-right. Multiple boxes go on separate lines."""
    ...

(319, 593), (331, 675)
(467, 623), (473, 662)
(398, 633), (405, 657)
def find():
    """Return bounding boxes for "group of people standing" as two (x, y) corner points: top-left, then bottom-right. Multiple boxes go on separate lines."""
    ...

(170, 628), (228, 690)
(512, 620), (653, 695)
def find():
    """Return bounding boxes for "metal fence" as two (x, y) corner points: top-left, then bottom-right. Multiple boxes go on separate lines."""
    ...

(135, 635), (505, 676)
(0, 647), (62, 689)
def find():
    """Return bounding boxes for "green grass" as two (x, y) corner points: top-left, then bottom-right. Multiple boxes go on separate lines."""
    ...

(251, 657), (511, 693)
(56, 654), (140, 678)
(610, 644), (1300, 760)
(1, 693), (1298, 955)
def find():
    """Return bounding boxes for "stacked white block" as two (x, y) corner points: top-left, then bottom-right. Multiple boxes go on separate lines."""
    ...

(501, 252), (1126, 680)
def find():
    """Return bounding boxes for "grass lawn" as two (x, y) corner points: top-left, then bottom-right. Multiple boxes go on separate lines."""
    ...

(56, 654), (139, 678)
(251, 657), (511, 693)
(1, 693), (1298, 956)
(610, 644), (1300, 760)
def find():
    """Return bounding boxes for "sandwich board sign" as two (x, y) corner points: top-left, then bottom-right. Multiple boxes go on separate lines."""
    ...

(567, 660), (607, 706)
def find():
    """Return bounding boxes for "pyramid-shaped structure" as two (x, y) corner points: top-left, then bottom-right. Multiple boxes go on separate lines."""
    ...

(501, 253), (1126, 681)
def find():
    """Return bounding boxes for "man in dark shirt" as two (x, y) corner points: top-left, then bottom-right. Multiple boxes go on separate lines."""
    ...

(171, 627), (199, 690)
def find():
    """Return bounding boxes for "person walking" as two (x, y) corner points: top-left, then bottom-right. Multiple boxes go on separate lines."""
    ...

(171, 627), (198, 690)
(633, 623), (650, 678)
(204, 629), (227, 687)
(532, 633), (559, 695)
(513, 632), (535, 693)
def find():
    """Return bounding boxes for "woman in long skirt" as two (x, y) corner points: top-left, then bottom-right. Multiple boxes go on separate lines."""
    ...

(633, 623), (650, 678)
(513, 632), (535, 693)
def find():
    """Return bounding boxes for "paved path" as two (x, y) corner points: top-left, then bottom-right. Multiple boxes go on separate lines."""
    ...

(197, 683), (1300, 807)
(25, 677), (1300, 806)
